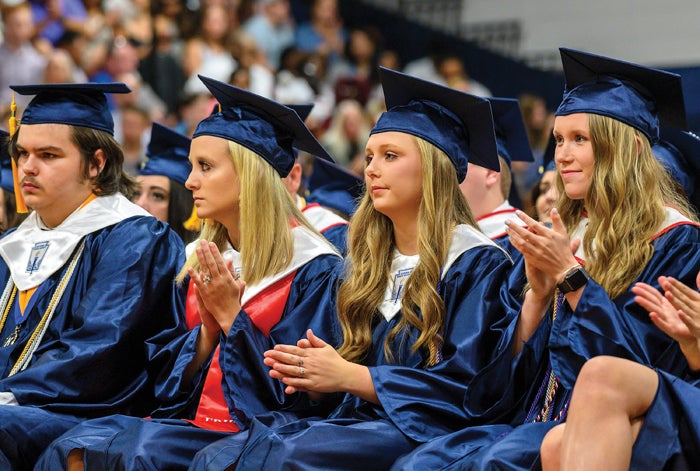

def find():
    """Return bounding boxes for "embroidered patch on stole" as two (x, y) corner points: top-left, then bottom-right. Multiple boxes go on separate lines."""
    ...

(391, 267), (414, 303)
(26, 241), (50, 274)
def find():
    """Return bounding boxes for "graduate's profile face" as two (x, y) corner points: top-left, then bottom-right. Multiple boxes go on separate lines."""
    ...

(365, 131), (422, 222)
(186, 135), (239, 227)
(134, 174), (170, 222)
(552, 113), (595, 200)
(536, 169), (558, 223)
(15, 123), (96, 227)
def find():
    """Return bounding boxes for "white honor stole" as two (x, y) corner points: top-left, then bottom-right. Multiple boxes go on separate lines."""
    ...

(378, 224), (500, 322)
(0, 194), (150, 291)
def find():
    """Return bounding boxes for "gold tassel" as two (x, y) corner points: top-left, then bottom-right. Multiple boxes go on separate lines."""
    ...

(9, 92), (27, 213)
(182, 205), (201, 231)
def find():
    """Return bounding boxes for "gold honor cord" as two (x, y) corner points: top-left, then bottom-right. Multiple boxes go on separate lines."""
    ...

(0, 239), (87, 376)
(8, 91), (28, 214)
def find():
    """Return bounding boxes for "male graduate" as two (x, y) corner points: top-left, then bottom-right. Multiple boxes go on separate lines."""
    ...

(283, 104), (356, 254)
(0, 83), (186, 469)
(459, 97), (534, 259)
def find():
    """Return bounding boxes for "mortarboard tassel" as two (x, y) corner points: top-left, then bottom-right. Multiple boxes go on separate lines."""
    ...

(9, 92), (28, 213)
(182, 205), (201, 232)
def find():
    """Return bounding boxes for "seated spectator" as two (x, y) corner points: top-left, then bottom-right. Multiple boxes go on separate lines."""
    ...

(294, 0), (346, 67)
(42, 48), (87, 83)
(30, 0), (87, 47)
(0, 2), (47, 111)
(242, 0), (294, 70)
(320, 98), (371, 171)
(182, 4), (238, 94)
(138, 13), (187, 117)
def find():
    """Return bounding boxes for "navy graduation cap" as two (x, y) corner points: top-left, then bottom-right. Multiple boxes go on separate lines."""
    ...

(10, 82), (131, 135)
(287, 104), (314, 123)
(307, 158), (364, 217)
(487, 97), (534, 167)
(555, 48), (687, 143)
(0, 130), (11, 193)
(370, 67), (499, 183)
(140, 123), (192, 185)
(539, 134), (557, 175)
(653, 127), (700, 201)
(193, 75), (333, 177)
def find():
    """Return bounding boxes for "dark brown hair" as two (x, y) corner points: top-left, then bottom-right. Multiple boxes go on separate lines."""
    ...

(10, 125), (139, 199)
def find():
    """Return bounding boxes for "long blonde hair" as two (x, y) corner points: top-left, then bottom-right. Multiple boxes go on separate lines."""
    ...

(557, 114), (697, 298)
(336, 136), (477, 367)
(177, 140), (324, 285)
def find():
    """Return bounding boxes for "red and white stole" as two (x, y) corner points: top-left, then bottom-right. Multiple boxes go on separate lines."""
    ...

(477, 201), (526, 240)
(184, 227), (338, 431)
(297, 195), (348, 234)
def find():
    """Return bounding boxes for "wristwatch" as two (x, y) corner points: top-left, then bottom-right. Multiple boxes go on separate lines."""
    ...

(557, 265), (590, 293)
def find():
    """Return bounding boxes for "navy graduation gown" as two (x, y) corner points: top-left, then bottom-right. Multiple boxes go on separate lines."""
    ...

(629, 370), (700, 469)
(393, 222), (700, 470)
(193, 240), (514, 471)
(320, 223), (348, 255)
(0, 215), (186, 469)
(36, 252), (343, 471)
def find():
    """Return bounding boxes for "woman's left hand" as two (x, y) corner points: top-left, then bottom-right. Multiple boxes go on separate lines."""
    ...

(189, 240), (245, 334)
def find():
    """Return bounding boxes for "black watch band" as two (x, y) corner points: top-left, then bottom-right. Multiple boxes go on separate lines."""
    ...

(557, 265), (590, 293)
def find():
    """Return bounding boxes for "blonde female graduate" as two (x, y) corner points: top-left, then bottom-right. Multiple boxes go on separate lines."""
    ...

(539, 129), (700, 470)
(35, 75), (343, 470)
(189, 67), (515, 470)
(391, 48), (700, 470)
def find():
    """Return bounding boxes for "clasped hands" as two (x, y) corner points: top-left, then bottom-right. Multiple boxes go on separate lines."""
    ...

(264, 329), (351, 397)
(505, 208), (581, 300)
(188, 240), (245, 336)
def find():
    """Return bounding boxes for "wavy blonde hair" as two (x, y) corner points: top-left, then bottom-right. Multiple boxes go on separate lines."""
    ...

(336, 136), (477, 367)
(557, 114), (697, 299)
(177, 140), (325, 285)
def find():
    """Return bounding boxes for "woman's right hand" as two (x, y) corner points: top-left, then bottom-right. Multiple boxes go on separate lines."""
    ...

(189, 240), (245, 335)
(507, 210), (580, 300)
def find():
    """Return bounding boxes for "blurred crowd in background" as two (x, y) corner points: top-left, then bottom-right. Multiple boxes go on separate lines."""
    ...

(0, 0), (555, 216)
